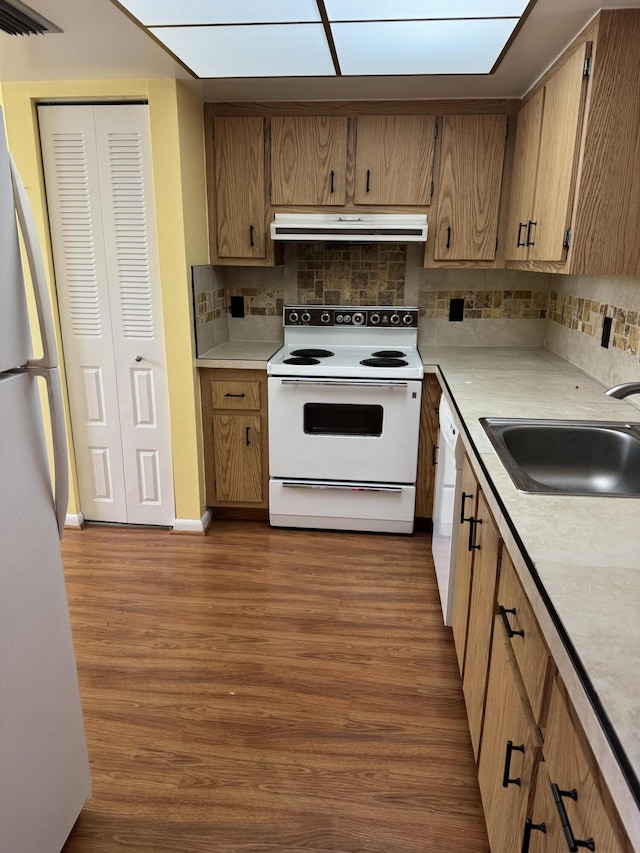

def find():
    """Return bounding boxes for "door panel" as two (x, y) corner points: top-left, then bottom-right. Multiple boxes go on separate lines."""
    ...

(213, 413), (262, 503)
(39, 104), (174, 526)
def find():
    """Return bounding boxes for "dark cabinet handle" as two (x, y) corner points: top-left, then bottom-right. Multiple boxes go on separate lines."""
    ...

(500, 605), (525, 639)
(245, 426), (251, 447)
(432, 445), (438, 466)
(249, 224), (255, 247)
(551, 784), (595, 851)
(366, 169), (371, 193)
(460, 491), (473, 525)
(446, 225), (452, 249)
(466, 516), (482, 552)
(224, 392), (245, 398)
(526, 220), (537, 247)
(522, 818), (547, 853)
(330, 170), (335, 194)
(517, 222), (527, 247)
(502, 740), (525, 788)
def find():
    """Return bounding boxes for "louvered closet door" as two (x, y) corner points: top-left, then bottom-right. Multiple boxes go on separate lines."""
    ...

(38, 105), (174, 526)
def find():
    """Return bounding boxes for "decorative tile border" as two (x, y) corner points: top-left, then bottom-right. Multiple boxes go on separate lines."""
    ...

(195, 287), (226, 325)
(296, 243), (407, 306)
(549, 292), (640, 355)
(226, 287), (284, 317)
(418, 289), (548, 320)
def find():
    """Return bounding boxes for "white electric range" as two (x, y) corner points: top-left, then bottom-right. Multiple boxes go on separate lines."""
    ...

(267, 306), (424, 534)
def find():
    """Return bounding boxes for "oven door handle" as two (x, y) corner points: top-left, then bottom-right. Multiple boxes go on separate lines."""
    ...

(279, 379), (409, 388)
(282, 482), (403, 493)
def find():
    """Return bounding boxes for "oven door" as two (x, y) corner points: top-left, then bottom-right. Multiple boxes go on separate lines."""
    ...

(268, 376), (422, 483)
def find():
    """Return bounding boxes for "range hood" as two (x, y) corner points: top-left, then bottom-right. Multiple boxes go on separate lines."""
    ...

(270, 213), (428, 243)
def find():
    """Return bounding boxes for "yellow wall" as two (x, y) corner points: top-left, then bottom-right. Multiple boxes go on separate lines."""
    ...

(0, 78), (209, 524)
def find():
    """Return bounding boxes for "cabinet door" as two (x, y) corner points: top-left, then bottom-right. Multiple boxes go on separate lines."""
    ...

(355, 115), (435, 205)
(415, 373), (441, 518)
(462, 489), (502, 759)
(543, 677), (627, 853)
(214, 117), (266, 259)
(434, 114), (507, 261)
(529, 45), (589, 262)
(271, 116), (347, 205)
(451, 455), (479, 674)
(212, 413), (263, 503)
(525, 762), (571, 853)
(504, 91), (544, 262)
(478, 622), (541, 853)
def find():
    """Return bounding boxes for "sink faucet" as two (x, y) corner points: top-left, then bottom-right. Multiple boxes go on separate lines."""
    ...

(605, 382), (640, 398)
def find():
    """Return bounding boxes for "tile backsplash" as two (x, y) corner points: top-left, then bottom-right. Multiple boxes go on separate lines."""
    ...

(226, 286), (283, 317)
(296, 242), (407, 306)
(549, 291), (639, 356)
(418, 288), (548, 320)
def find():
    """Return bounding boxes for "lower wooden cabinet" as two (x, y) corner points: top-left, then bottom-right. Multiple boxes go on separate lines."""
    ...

(200, 368), (269, 508)
(415, 373), (441, 519)
(478, 620), (542, 852)
(451, 453), (480, 674)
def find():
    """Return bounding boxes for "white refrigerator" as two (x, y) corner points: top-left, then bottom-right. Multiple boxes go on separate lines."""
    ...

(0, 107), (91, 851)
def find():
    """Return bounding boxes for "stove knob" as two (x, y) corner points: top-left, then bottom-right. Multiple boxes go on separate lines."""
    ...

(301, 311), (311, 323)
(370, 313), (381, 325)
(343, 314), (351, 323)
(352, 312), (365, 326)
(403, 313), (414, 325)
(320, 312), (331, 324)
(288, 311), (299, 324)
(336, 314), (343, 323)
(390, 313), (400, 325)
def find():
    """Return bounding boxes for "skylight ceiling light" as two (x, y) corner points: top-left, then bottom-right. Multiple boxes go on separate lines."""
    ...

(113, 0), (536, 78)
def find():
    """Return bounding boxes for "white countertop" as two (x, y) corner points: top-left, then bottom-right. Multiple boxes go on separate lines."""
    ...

(420, 346), (640, 848)
(196, 340), (282, 369)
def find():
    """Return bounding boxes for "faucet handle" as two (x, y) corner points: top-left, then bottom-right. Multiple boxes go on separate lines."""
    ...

(605, 382), (640, 399)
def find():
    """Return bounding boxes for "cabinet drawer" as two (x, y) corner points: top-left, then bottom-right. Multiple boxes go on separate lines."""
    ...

(210, 380), (261, 410)
(543, 677), (627, 852)
(497, 550), (550, 725)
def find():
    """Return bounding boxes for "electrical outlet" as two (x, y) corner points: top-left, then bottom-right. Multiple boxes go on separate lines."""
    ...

(449, 298), (464, 322)
(230, 296), (245, 318)
(601, 316), (612, 348)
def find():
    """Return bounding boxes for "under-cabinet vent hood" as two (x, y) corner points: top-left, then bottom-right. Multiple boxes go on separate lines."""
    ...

(270, 213), (428, 243)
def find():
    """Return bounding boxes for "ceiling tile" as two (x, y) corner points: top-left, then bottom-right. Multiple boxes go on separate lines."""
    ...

(332, 19), (519, 75)
(325, 0), (529, 20)
(149, 24), (335, 77)
(120, 0), (321, 26)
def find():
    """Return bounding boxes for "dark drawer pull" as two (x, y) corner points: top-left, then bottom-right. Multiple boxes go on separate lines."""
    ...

(502, 740), (525, 788)
(330, 170), (335, 194)
(522, 818), (547, 853)
(245, 426), (251, 447)
(526, 220), (537, 247)
(432, 444), (438, 466)
(366, 169), (371, 193)
(517, 222), (527, 247)
(500, 605), (525, 639)
(466, 516), (482, 552)
(249, 224), (255, 247)
(224, 392), (245, 398)
(551, 784), (595, 851)
(446, 225), (452, 249)
(460, 491), (473, 525)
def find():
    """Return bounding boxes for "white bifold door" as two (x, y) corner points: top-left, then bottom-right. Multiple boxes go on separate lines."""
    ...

(38, 104), (174, 525)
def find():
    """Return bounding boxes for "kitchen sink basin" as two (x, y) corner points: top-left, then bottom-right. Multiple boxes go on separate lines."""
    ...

(480, 418), (640, 496)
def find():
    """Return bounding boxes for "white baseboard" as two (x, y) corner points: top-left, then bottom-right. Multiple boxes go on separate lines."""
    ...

(65, 512), (85, 529)
(171, 508), (213, 534)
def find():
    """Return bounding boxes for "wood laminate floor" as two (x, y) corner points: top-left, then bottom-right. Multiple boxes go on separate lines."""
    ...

(60, 522), (489, 853)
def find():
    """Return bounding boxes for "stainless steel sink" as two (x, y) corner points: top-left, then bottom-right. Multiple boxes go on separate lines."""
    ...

(480, 418), (640, 496)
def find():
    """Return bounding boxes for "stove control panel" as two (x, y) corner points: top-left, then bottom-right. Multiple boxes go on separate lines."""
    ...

(284, 306), (419, 328)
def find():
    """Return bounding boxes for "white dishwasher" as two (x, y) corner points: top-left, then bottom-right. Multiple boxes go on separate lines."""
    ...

(431, 396), (464, 626)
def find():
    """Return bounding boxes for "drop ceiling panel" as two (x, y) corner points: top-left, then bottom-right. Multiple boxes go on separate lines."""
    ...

(333, 19), (520, 76)
(121, 0), (321, 26)
(149, 23), (335, 78)
(324, 0), (530, 21)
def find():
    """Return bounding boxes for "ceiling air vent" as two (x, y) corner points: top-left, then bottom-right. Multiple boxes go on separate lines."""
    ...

(0, 0), (62, 35)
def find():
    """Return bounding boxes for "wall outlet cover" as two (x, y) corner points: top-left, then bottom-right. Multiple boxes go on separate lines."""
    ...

(230, 295), (245, 318)
(601, 315), (612, 348)
(449, 298), (465, 322)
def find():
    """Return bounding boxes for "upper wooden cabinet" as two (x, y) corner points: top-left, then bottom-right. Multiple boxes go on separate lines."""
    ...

(210, 116), (268, 264)
(271, 116), (348, 205)
(506, 8), (640, 275)
(434, 114), (507, 262)
(354, 115), (436, 205)
(505, 45), (589, 264)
